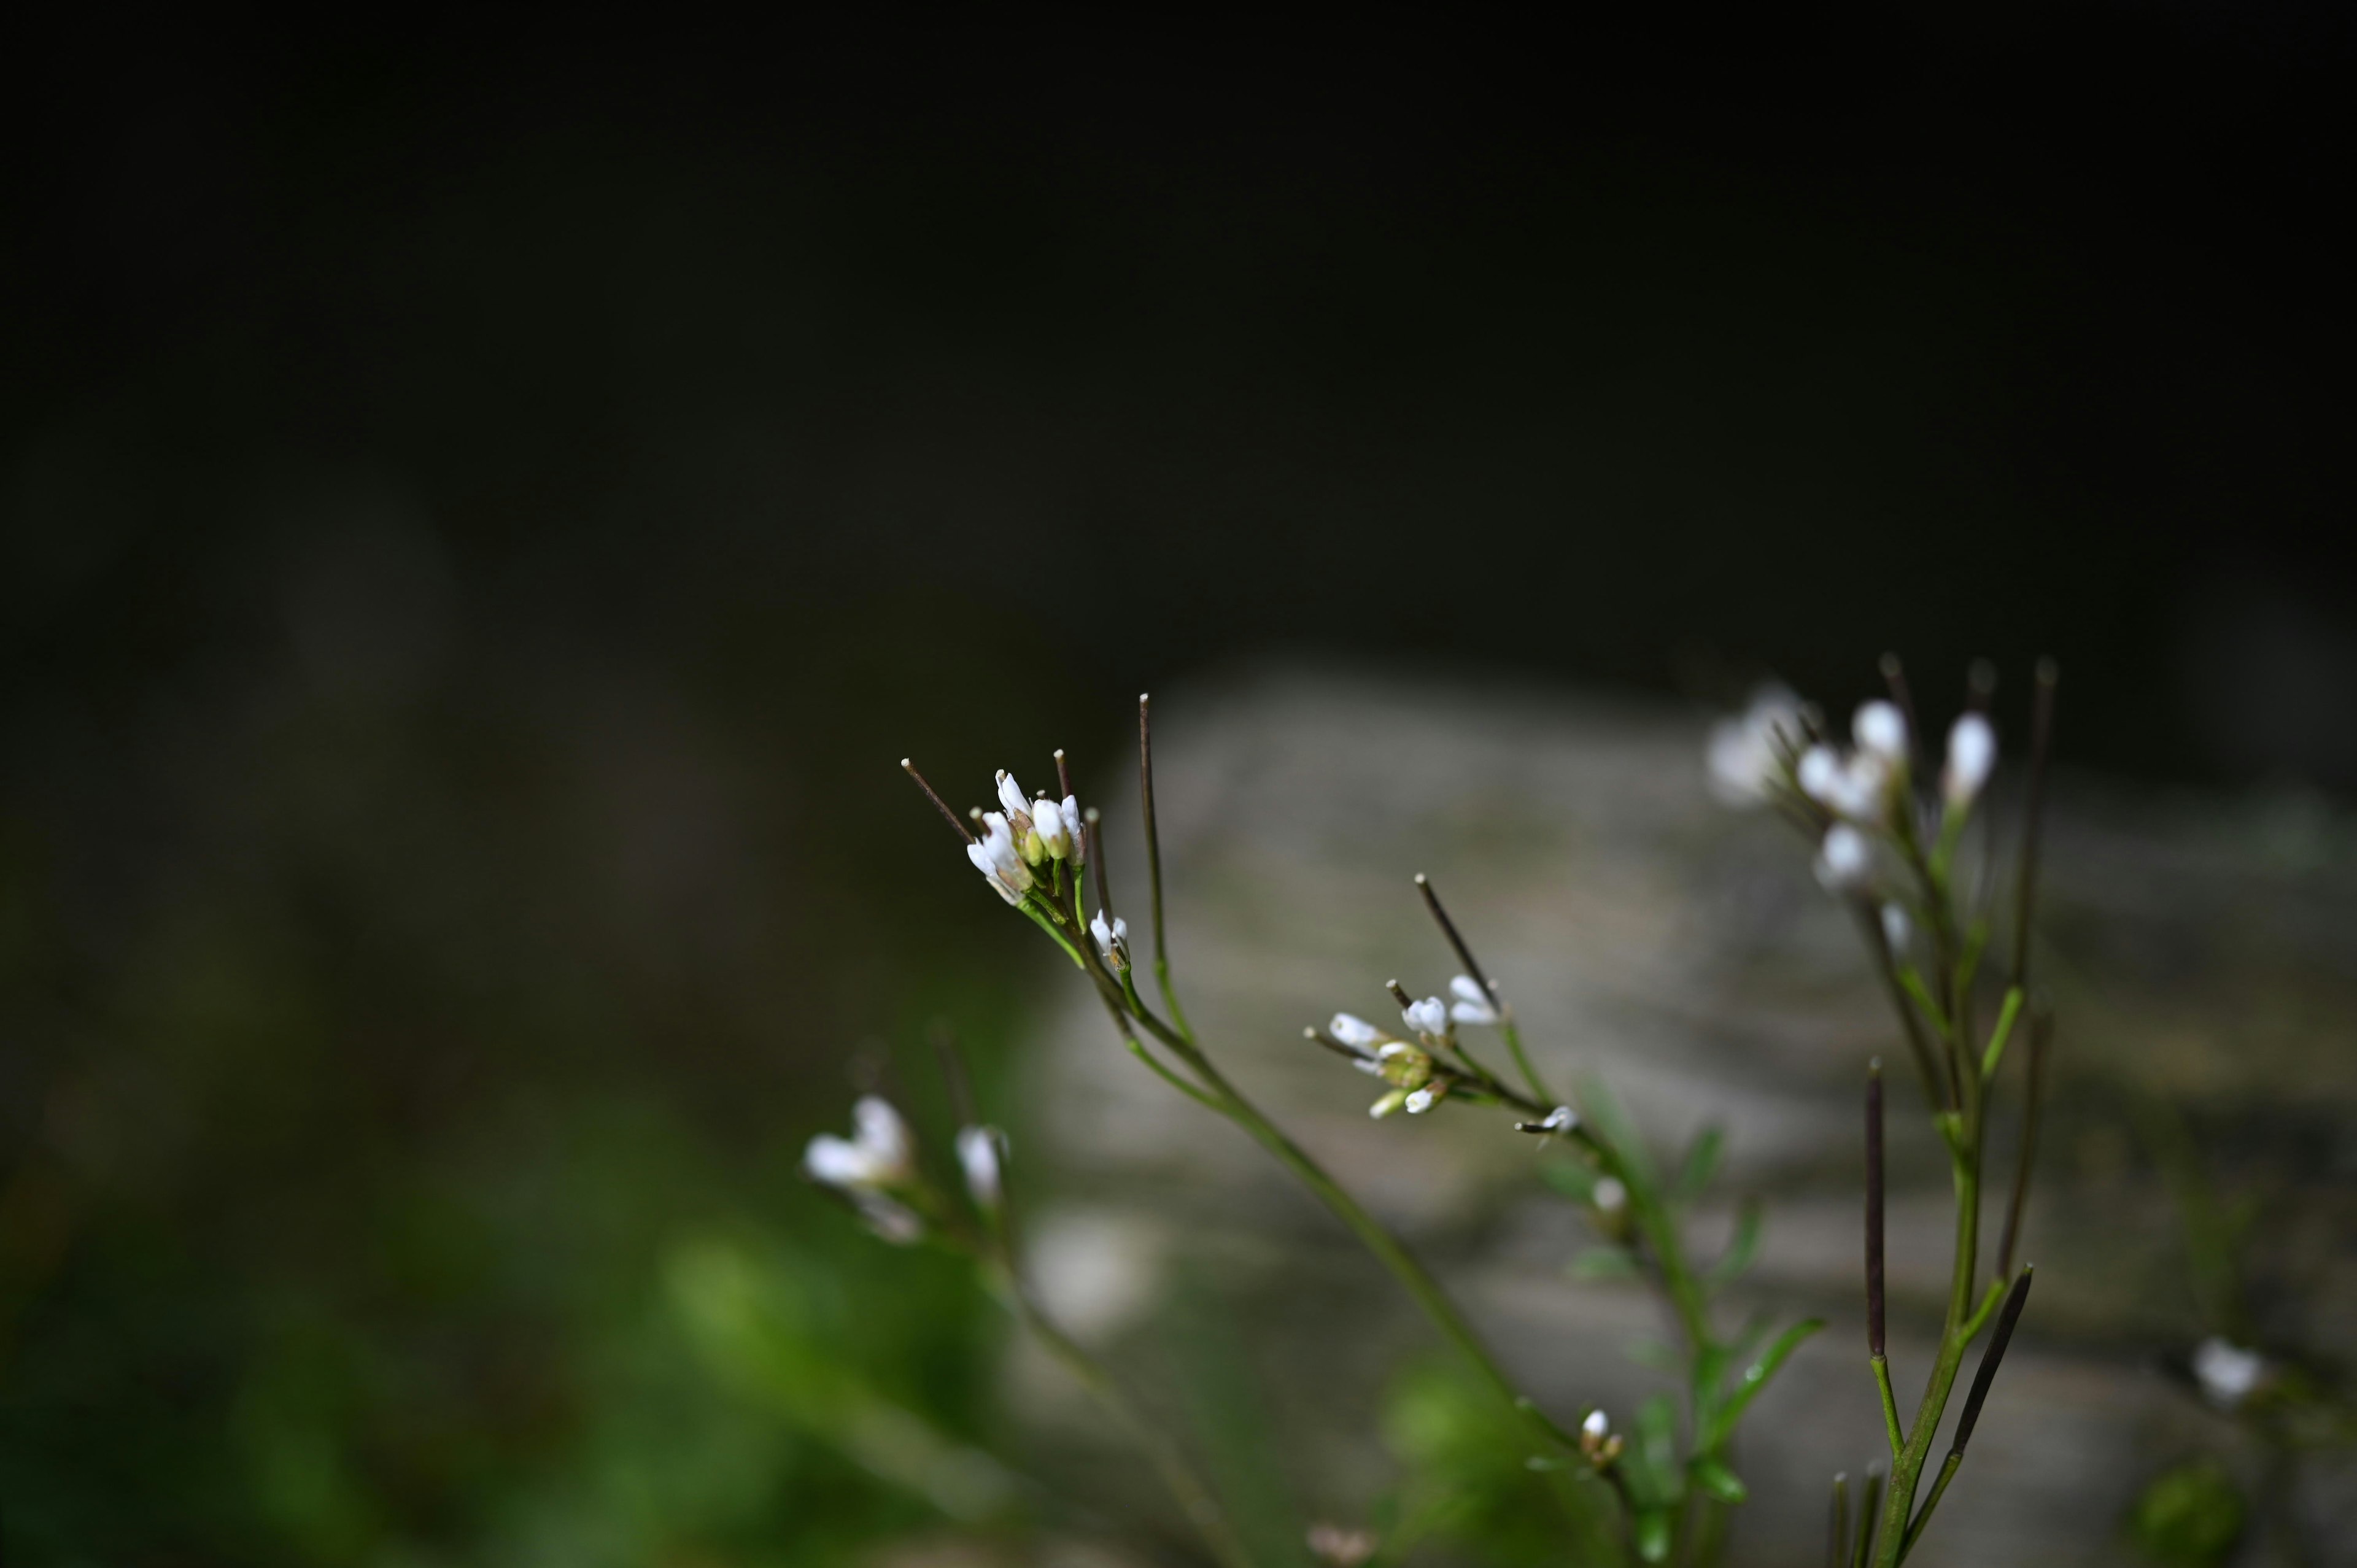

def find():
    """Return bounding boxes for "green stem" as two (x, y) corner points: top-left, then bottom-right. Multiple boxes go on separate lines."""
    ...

(1498, 1019), (1555, 1108)
(1871, 1356), (1903, 1460)
(999, 1275), (1257, 1568)
(1872, 1140), (1981, 1566)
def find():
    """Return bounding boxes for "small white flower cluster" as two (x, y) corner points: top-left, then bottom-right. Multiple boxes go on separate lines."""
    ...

(1577, 1406), (1624, 1467)
(1323, 978), (1493, 1118)
(967, 769), (1085, 906)
(803, 1095), (1005, 1243)
(1709, 679), (2001, 902)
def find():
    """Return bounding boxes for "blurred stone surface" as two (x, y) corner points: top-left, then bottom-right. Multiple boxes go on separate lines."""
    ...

(1010, 668), (2357, 1567)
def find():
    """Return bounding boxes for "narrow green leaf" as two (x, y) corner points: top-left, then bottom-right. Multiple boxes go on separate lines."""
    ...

(1541, 1159), (1600, 1204)
(1671, 1124), (1725, 1203)
(1577, 1075), (1661, 1203)
(1703, 1317), (1824, 1450)
(1635, 1394), (1684, 1507)
(1636, 1510), (1673, 1563)
(1568, 1247), (1642, 1283)
(1625, 1338), (1681, 1374)
(1703, 1199), (1763, 1292)
(1690, 1455), (1748, 1504)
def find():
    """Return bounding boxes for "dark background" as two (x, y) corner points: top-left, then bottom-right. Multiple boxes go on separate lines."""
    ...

(4, 9), (2354, 1564)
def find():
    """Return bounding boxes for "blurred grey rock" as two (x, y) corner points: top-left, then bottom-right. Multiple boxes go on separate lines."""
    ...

(1012, 668), (2357, 1567)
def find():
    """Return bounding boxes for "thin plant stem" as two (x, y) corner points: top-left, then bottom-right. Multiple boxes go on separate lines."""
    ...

(1900, 1267), (2032, 1559)
(1995, 1002), (2052, 1282)
(1138, 693), (1196, 1043)
(999, 1276), (1257, 1568)
(1418, 873), (1554, 1106)
(2009, 660), (2057, 989)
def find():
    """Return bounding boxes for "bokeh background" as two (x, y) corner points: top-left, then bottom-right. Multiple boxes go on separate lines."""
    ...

(4, 10), (2355, 1566)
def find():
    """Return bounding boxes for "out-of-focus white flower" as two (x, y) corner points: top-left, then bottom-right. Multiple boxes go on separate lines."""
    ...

(1403, 997), (1449, 1038)
(1404, 1087), (1438, 1114)
(967, 812), (1034, 904)
(1854, 700), (1910, 765)
(956, 1125), (1004, 1209)
(805, 1095), (916, 1192)
(1706, 684), (1805, 808)
(1448, 975), (1500, 1025)
(1943, 714), (1997, 811)
(1816, 824), (1874, 893)
(1577, 1406), (1623, 1466)
(1592, 1176), (1628, 1215)
(1798, 744), (1893, 824)
(1537, 1105), (1579, 1134)
(1329, 1013), (1384, 1048)
(1881, 902), (1911, 952)
(2193, 1337), (2267, 1410)
(1582, 1408), (1610, 1441)
(1090, 910), (1131, 970)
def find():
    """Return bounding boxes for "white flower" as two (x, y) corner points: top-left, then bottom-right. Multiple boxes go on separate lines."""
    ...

(1816, 824), (1874, 893)
(1706, 684), (1805, 808)
(1880, 902), (1911, 952)
(1538, 1105), (1578, 1134)
(1329, 1013), (1384, 1047)
(1582, 1408), (1609, 1440)
(804, 1095), (915, 1191)
(2192, 1336), (2266, 1410)
(1592, 1176), (1627, 1215)
(1943, 713), (1997, 811)
(1090, 910), (1131, 970)
(1854, 700), (1910, 765)
(1799, 743), (1894, 824)
(967, 812), (1034, 904)
(956, 1125), (1004, 1209)
(1447, 975), (1500, 1025)
(1061, 794), (1085, 863)
(1404, 1087), (1436, 1114)
(1402, 996), (1449, 1037)
(996, 770), (1034, 827)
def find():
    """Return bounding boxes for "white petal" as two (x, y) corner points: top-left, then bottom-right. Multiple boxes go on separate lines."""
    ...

(1062, 795), (1085, 862)
(1593, 1176), (1627, 1213)
(803, 1134), (877, 1188)
(1943, 714), (1997, 807)
(956, 1126), (1003, 1208)
(1854, 700), (1909, 763)
(1403, 1088), (1434, 1114)
(1881, 902), (1911, 952)
(853, 1095), (913, 1176)
(1033, 797), (1070, 856)
(1816, 824), (1873, 892)
(1797, 745), (1841, 806)
(1403, 997), (1449, 1037)
(2192, 1336), (2264, 1409)
(1542, 1105), (1578, 1133)
(1582, 1408), (1610, 1439)
(1329, 1013), (1383, 1047)
(997, 771), (1030, 821)
(1449, 975), (1488, 1005)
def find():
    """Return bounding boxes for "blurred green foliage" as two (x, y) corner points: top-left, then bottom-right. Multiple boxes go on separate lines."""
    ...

(2128, 1458), (2246, 1568)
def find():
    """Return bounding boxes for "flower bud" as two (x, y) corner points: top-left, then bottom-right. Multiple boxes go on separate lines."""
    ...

(967, 812), (1034, 904)
(1375, 1041), (1433, 1091)
(1402, 996), (1449, 1038)
(1062, 794), (1085, 863)
(1705, 684), (1804, 808)
(1943, 713), (1997, 811)
(1797, 744), (1842, 806)
(1329, 1013), (1384, 1047)
(1880, 902), (1911, 952)
(1033, 797), (1071, 860)
(1592, 1176), (1628, 1216)
(1368, 1087), (1410, 1119)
